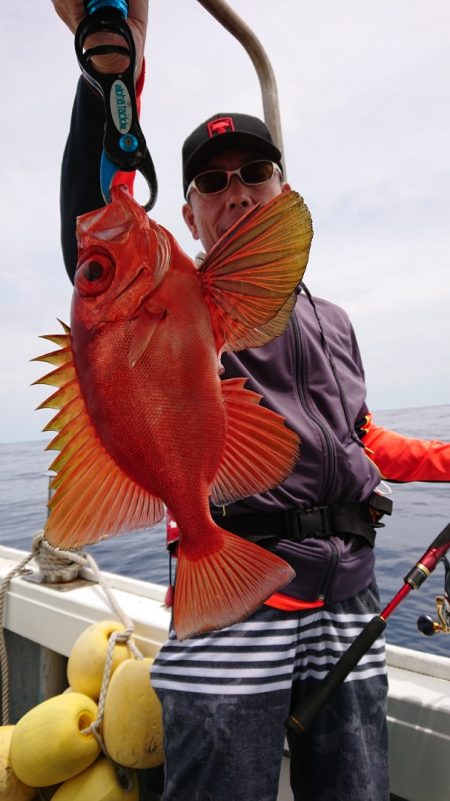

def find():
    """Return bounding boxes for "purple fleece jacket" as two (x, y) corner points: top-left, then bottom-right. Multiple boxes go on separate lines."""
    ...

(218, 291), (381, 602)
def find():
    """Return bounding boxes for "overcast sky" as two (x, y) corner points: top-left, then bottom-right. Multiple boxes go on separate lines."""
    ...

(1, 1), (449, 443)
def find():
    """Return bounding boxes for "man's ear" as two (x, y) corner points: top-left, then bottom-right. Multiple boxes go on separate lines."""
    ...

(182, 202), (200, 240)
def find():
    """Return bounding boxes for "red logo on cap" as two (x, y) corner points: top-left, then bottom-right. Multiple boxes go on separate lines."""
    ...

(207, 117), (236, 138)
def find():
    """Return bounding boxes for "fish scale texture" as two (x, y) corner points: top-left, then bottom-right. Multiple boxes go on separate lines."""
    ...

(36, 187), (313, 637)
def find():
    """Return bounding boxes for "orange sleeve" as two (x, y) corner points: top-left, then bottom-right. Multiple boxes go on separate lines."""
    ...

(361, 413), (450, 482)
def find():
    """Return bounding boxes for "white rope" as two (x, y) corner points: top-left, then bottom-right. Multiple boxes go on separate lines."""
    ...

(29, 540), (144, 752)
(33, 531), (81, 583)
(0, 532), (143, 737)
(77, 553), (144, 752)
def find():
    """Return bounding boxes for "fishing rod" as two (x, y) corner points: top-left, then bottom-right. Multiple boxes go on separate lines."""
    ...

(286, 521), (450, 736)
(74, 0), (158, 210)
(196, 0), (286, 172)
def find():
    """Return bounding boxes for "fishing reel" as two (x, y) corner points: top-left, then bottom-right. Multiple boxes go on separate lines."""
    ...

(417, 555), (450, 636)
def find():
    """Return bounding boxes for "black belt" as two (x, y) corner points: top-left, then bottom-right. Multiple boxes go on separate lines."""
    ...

(213, 494), (392, 549)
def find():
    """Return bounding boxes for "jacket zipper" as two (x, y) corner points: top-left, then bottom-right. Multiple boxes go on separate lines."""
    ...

(318, 539), (338, 601)
(291, 313), (337, 502)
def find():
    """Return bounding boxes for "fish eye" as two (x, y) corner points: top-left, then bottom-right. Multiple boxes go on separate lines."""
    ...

(84, 261), (104, 281)
(75, 251), (115, 297)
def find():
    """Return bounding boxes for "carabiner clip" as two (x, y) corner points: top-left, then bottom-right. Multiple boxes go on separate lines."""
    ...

(74, 2), (158, 211)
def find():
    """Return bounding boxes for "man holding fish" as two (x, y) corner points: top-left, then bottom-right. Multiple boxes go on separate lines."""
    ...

(51, 2), (450, 800)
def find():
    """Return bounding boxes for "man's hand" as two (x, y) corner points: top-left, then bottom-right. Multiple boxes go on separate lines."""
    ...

(51, 0), (148, 77)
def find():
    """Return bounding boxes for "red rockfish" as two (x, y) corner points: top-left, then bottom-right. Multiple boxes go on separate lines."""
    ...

(35, 186), (313, 639)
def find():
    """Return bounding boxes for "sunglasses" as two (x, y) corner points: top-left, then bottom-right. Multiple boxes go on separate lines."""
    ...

(186, 159), (282, 198)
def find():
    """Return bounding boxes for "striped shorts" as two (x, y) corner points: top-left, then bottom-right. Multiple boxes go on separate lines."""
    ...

(151, 583), (389, 801)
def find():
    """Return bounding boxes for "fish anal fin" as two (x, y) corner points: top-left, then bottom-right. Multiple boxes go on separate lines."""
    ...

(210, 378), (299, 505)
(173, 527), (295, 640)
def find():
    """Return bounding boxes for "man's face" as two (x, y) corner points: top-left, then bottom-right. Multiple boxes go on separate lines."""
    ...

(182, 148), (291, 252)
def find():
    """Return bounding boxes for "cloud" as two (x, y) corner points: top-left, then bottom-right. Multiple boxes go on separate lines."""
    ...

(1, 0), (449, 442)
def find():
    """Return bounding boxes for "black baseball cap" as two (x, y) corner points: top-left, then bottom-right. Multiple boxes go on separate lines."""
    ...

(182, 113), (283, 197)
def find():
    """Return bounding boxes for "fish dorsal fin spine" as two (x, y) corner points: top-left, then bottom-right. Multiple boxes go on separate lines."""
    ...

(34, 322), (164, 549)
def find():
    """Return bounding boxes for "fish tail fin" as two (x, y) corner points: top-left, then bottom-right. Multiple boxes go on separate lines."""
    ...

(173, 525), (294, 640)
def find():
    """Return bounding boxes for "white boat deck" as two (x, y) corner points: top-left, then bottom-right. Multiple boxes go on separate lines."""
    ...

(0, 545), (449, 801)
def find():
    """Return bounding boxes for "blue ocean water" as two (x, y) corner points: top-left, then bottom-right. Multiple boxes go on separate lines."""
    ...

(0, 404), (449, 658)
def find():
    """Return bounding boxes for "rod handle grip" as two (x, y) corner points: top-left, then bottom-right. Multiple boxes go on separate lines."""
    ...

(286, 615), (386, 736)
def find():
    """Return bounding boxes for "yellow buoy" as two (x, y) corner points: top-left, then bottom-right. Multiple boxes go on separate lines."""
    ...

(10, 693), (100, 787)
(103, 657), (164, 768)
(0, 725), (37, 801)
(67, 620), (130, 701)
(51, 757), (139, 801)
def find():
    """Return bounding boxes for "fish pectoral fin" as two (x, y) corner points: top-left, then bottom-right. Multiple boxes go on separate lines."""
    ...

(214, 293), (298, 351)
(129, 306), (167, 368)
(210, 378), (299, 505)
(199, 190), (313, 352)
(173, 526), (295, 640)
